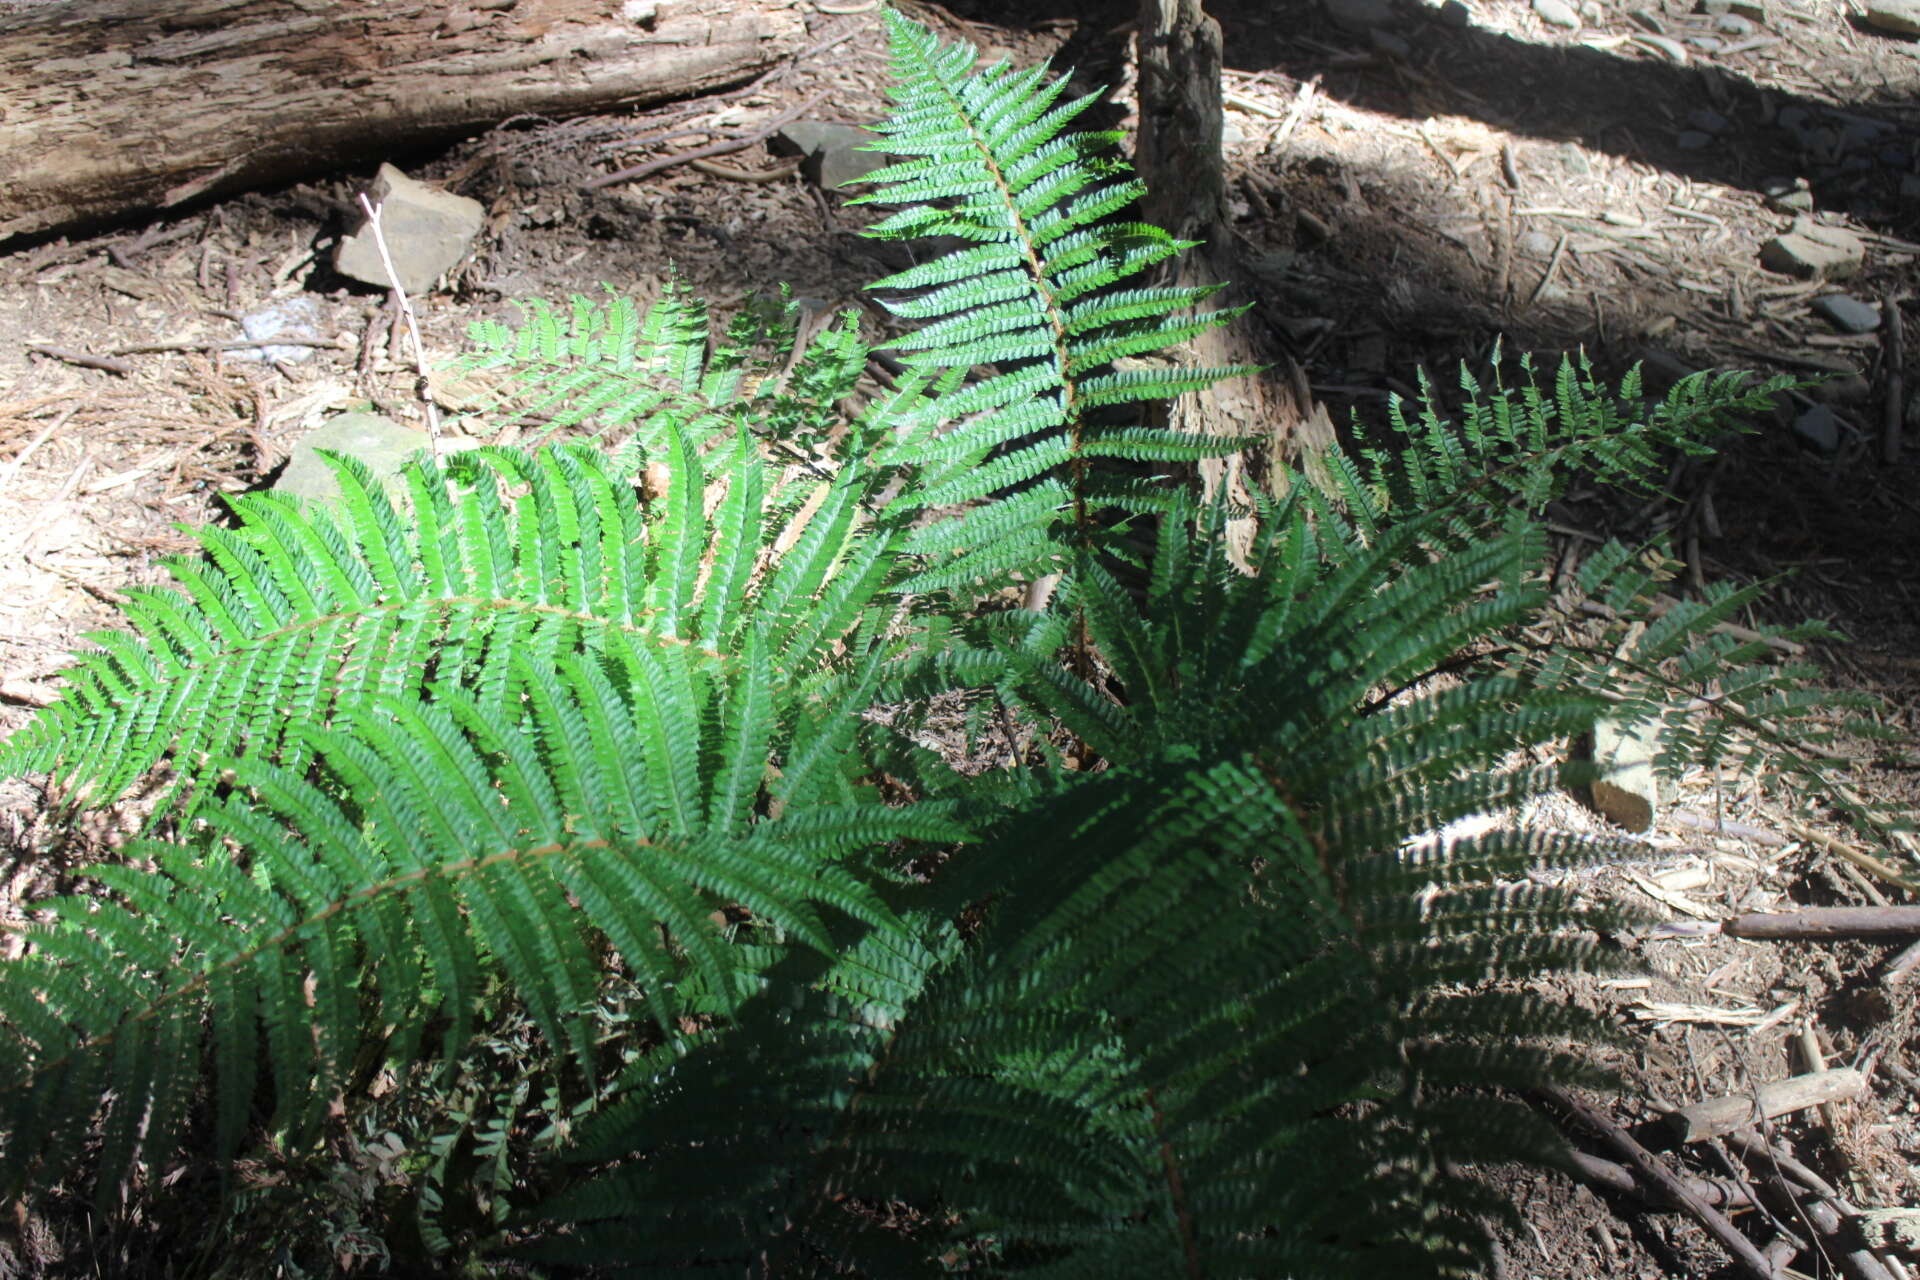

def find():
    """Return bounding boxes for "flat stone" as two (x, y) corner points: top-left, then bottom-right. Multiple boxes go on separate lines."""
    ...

(1791, 404), (1842, 453)
(1812, 373), (1872, 404)
(771, 120), (886, 190)
(231, 295), (325, 364)
(333, 164), (483, 296)
(1686, 108), (1731, 133)
(1865, 0), (1920, 34)
(273, 413), (431, 507)
(1699, 0), (1766, 18)
(1685, 33), (1725, 49)
(1714, 12), (1755, 31)
(1584, 717), (1660, 833)
(1811, 293), (1881, 333)
(1675, 130), (1714, 150)
(1760, 218), (1865, 278)
(1437, 0), (1473, 24)
(1533, 0), (1581, 24)
(1519, 230), (1557, 255)
(1326, 0), (1397, 32)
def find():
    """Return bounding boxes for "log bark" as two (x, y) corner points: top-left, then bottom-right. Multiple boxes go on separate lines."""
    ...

(1133, 0), (1331, 564)
(0, 0), (806, 243)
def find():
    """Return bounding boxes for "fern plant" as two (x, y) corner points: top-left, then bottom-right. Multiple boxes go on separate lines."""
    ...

(0, 10), (1885, 1276)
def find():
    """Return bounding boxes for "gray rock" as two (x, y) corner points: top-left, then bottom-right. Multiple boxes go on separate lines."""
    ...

(1519, 230), (1557, 255)
(1686, 108), (1731, 133)
(1813, 373), (1872, 404)
(1760, 219), (1865, 279)
(1791, 404), (1843, 453)
(1222, 120), (1248, 146)
(1371, 25), (1413, 54)
(1685, 33), (1725, 49)
(1676, 130), (1714, 150)
(1533, 0), (1581, 25)
(1762, 175), (1815, 211)
(772, 121), (886, 190)
(333, 164), (483, 296)
(1437, 0), (1473, 23)
(1327, 0), (1397, 32)
(1583, 717), (1660, 832)
(1812, 294), (1882, 333)
(1699, 0), (1766, 18)
(1714, 12), (1755, 31)
(232, 295), (324, 364)
(273, 413), (431, 507)
(1865, 0), (1920, 34)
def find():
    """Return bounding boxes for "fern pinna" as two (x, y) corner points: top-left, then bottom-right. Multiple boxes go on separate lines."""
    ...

(0, 10), (1869, 1277)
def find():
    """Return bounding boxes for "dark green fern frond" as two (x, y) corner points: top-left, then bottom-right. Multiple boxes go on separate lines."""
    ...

(852, 10), (1252, 585)
(0, 639), (938, 1199)
(0, 436), (883, 812)
(536, 494), (1634, 1276)
(1322, 349), (1794, 540)
(460, 281), (861, 455)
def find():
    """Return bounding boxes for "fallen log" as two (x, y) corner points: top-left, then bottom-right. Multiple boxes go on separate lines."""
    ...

(0, 0), (805, 243)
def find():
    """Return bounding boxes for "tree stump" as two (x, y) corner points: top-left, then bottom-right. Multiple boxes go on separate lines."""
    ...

(0, 0), (805, 243)
(1134, 0), (1332, 562)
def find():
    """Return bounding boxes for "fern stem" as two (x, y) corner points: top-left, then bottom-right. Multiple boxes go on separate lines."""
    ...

(1147, 1086), (1203, 1280)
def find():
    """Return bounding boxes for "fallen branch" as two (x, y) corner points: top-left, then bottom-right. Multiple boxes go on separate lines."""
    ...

(26, 344), (133, 376)
(1665, 1069), (1865, 1143)
(1723, 907), (1920, 941)
(1541, 1086), (1781, 1280)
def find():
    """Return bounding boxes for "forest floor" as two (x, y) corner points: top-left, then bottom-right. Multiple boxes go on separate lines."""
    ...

(1, 0), (1917, 1275)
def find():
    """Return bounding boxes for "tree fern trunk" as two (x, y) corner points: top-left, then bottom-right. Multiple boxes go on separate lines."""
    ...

(1134, 0), (1332, 562)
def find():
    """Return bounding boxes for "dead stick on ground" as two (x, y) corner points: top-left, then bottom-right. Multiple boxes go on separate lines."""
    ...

(1541, 1086), (1781, 1280)
(355, 193), (441, 457)
(1668, 809), (1789, 847)
(1664, 1069), (1864, 1144)
(26, 344), (133, 376)
(585, 93), (827, 190)
(1883, 292), (1903, 465)
(1723, 907), (1920, 940)
(1770, 813), (1916, 891)
(109, 337), (342, 356)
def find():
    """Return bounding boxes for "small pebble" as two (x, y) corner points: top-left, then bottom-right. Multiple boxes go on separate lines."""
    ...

(1675, 131), (1714, 150)
(1438, 0), (1473, 24)
(1714, 12), (1755, 31)
(1791, 404), (1842, 454)
(1686, 108), (1730, 133)
(1533, 0), (1581, 26)
(1686, 34), (1725, 49)
(1222, 121), (1248, 146)
(1811, 294), (1881, 333)
(1519, 230), (1557, 255)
